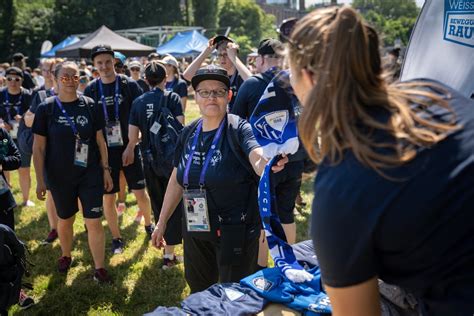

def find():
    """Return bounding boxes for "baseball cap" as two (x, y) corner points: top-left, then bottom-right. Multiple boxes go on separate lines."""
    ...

(12, 53), (27, 62)
(5, 67), (23, 78)
(114, 51), (126, 64)
(258, 38), (283, 56)
(90, 45), (114, 60)
(212, 35), (234, 47)
(144, 61), (166, 83)
(128, 60), (142, 69)
(160, 55), (179, 69)
(148, 52), (161, 61)
(191, 65), (230, 90)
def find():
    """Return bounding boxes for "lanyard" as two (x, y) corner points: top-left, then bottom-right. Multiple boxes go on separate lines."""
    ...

(97, 77), (120, 122)
(4, 90), (22, 121)
(47, 87), (55, 96)
(54, 97), (80, 138)
(183, 119), (225, 188)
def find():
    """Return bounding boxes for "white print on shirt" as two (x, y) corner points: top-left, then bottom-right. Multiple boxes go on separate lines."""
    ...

(185, 149), (222, 168)
(146, 103), (154, 119)
(76, 115), (88, 127)
(98, 94), (124, 107)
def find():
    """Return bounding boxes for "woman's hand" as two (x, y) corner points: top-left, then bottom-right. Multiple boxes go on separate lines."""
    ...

(103, 168), (113, 192)
(151, 222), (167, 249)
(272, 154), (289, 173)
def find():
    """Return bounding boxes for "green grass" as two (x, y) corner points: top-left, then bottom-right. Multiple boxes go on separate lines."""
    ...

(9, 99), (315, 315)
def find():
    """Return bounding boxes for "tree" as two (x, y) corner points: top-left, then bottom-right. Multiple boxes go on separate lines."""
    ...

(352, 0), (418, 19)
(218, 0), (276, 47)
(193, 0), (218, 29)
(0, 0), (15, 60)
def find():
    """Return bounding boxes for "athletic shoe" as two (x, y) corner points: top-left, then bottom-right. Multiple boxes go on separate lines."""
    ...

(58, 256), (72, 273)
(162, 255), (179, 270)
(42, 229), (58, 244)
(93, 268), (112, 284)
(22, 200), (35, 207)
(134, 209), (143, 223)
(144, 224), (155, 238)
(111, 238), (124, 255)
(116, 202), (126, 216)
(18, 289), (34, 310)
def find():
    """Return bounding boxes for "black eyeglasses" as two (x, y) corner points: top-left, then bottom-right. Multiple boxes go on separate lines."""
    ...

(196, 89), (228, 98)
(277, 18), (299, 44)
(6, 77), (21, 82)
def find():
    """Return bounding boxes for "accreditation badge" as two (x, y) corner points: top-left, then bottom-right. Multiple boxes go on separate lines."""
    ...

(105, 121), (123, 147)
(8, 120), (19, 139)
(74, 139), (88, 167)
(183, 189), (211, 232)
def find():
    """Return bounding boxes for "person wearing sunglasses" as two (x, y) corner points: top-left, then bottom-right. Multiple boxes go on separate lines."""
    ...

(183, 35), (252, 111)
(84, 45), (154, 255)
(161, 55), (188, 112)
(151, 65), (287, 293)
(0, 67), (35, 208)
(128, 60), (149, 93)
(288, 6), (474, 316)
(32, 61), (113, 283)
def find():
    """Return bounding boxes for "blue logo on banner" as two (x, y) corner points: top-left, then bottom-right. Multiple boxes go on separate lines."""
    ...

(254, 110), (289, 144)
(444, 0), (474, 47)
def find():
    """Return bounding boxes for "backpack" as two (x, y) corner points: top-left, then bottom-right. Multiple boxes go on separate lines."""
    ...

(18, 90), (48, 156)
(0, 224), (31, 311)
(145, 91), (184, 177)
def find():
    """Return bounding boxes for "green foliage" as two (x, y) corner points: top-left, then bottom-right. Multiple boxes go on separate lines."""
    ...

(0, 0), (16, 60)
(353, 0), (419, 46)
(193, 0), (219, 29)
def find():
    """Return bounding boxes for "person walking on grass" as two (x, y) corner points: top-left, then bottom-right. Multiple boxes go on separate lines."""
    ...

(33, 61), (113, 283)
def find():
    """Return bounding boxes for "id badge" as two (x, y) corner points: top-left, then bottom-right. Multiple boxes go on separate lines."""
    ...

(0, 175), (10, 195)
(106, 121), (123, 147)
(183, 189), (211, 232)
(8, 120), (18, 139)
(74, 139), (88, 167)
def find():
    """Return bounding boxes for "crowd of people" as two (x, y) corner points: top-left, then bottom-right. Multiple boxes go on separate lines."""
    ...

(0, 5), (473, 316)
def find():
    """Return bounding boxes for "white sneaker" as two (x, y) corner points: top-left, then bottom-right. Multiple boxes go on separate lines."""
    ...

(22, 200), (35, 207)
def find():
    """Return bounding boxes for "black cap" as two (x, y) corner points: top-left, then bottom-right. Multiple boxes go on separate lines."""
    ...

(212, 35), (234, 47)
(90, 45), (114, 60)
(191, 65), (230, 90)
(145, 61), (166, 83)
(5, 67), (23, 78)
(12, 53), (27, 61)
(258, 38), (283, 56)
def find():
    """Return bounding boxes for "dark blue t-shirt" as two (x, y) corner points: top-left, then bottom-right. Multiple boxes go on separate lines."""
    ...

(0, 88), (32, 123)
(165, 78), (188, 99)
(129, 88), (183, 152)
(173, 115), (260, 240)
(32, 96), (105, 186)
(311, 80), (474, 315)
(84, 74), (143, 148)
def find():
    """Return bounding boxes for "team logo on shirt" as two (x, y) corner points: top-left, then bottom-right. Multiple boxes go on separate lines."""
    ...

(253, 110), (289, 144)
(76, 115), (89, 127)
(252, 277), (273, 291)
(210, 150), (222, 167)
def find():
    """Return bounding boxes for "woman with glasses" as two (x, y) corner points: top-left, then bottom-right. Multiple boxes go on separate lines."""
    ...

(288, 6), (474, 315)
(161, 55), (188, 112)
(0, 67), (34, 208)
(151, 66), (287, 293)
(32, 61), (113, 283)
(128, 60), (149, 93)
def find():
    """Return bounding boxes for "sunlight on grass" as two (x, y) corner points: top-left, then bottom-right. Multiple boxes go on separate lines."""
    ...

(8, 98), (314, 315)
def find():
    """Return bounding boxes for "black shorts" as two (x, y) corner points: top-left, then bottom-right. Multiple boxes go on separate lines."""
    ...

(105, 146), (146, 194)
(14, 139), (32, 168)
(271, 160), (304, 224)
(49, 166), (104, 220)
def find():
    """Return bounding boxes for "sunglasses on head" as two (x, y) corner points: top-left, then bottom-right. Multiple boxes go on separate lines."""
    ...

(277, 18), (299, 44)
(6, 77), (21, 82)
(59, 75), (80, 83)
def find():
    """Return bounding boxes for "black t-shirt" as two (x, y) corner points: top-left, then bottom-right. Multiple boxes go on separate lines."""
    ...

(32, 96), (105, 186)
(22, 71), (36, 90)
(165, 78), (188, 99)
(136, 78), (150, 93)
(311, 80), (474, 315)
(84, 75), (143, 148)
(173, 116), (260, 240)
(29, 86), (55, 114)
(231, 68), (277, 120)
(0, 88), (32, 124)
(129, 88), (184, 152)
(228, 71), (244, 111)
